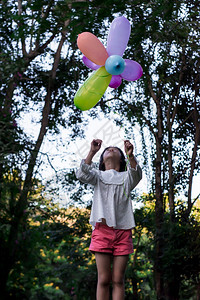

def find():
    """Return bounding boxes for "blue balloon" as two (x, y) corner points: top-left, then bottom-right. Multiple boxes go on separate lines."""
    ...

(105, 55), (125, 75)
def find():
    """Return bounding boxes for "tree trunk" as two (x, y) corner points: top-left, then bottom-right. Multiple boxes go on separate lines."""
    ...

(0, 30), (67, 298)
(167, 127), (175, 221)
(147, 80), (165, 299)
(154, 102), (164, 300)
(187, 97), (200, 215)
(131, 278), (139, 300)
(197, 281), (200, 300)
(154, 139), (165, 300)
(0, 96), (51, 300)
(165, 274), (180, 300)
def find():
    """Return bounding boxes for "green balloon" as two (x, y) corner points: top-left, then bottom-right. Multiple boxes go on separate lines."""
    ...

(74, 66), (112, 111)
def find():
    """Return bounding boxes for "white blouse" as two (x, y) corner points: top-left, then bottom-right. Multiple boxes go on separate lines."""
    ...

(76, 159), (142, 229)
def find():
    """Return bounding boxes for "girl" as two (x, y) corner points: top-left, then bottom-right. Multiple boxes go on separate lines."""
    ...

(76, 139), (142, 300)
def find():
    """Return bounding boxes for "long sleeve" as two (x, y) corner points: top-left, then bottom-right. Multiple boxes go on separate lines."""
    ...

(127, 162), (142, 191)
(76, 159), (98, 186)
(76, 158), (142, 230)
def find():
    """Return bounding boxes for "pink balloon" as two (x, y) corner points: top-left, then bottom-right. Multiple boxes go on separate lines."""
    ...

(106, 16), (131, 57)
(109, 75), (122, 88)
(121, 59), (143, 81)
(82, 56), (100, 70)
(77, 32), (108, 65)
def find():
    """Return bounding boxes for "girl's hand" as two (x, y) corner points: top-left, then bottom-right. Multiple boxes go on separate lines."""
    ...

(90, 139), (102, 154)
(124, 140), (134, 157)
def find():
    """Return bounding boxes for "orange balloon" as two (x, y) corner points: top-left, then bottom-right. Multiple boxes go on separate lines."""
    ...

(77, 32), (109, 66)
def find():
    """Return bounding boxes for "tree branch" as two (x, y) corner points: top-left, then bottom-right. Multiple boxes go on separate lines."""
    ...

(28, 33), (56, 60)
(8, 16), (70, 260)
(192, 193), (200, 207)
(187, 78), (200, 212)
(41, 0), (54, 20)
(168, 48), (186, 129)
(17, 0), (27, 56)
(147, 76), (159, 105)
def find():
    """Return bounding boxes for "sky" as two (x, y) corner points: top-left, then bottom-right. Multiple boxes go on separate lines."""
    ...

(33, 112), (146, 207)
(31, 108), (200, 204)
(14, 8), (199, 206)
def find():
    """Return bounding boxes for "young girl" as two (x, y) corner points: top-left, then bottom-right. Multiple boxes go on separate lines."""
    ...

(76, 139), (142, 300)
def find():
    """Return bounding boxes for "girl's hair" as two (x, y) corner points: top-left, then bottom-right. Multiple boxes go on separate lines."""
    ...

(99, 146), (126, 172)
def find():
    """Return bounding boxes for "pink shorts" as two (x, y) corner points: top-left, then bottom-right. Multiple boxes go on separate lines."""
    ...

(89, 223), (133, 256)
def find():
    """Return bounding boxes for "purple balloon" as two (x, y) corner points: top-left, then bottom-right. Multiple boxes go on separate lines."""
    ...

(121, 59), (143, 81)
(106, 16), (131, 57)
(109, 75), (122, 88)
(82, 55), (100, 70)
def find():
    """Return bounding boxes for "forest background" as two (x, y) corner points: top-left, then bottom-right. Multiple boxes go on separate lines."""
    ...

(0, 0), (200, 299)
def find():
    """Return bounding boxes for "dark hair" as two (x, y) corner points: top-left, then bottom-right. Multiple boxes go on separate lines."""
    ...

(99, 146), (126, 172)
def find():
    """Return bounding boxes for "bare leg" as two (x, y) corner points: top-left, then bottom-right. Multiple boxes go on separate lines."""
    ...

(112, 255), (129, 300)
(95, 252), (112, 300)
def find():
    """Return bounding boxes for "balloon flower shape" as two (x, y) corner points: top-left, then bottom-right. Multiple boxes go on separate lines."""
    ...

(74, 16), (143, 111)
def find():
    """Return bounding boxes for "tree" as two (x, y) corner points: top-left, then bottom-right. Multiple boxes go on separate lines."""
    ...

(5, 184), (96, 299)
(97, 0), (200, 298)
(1, 0), (199, 299)
(0, 0), (129, 297)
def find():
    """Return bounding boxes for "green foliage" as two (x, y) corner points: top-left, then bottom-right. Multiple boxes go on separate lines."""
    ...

(3, 191), (199, 299)
(162, 215), (200, 283)
(6, 198), (96, 299)
(100, 0), (200, 194)
(134, 195), (200, 298)
(1, 1), (200, 299)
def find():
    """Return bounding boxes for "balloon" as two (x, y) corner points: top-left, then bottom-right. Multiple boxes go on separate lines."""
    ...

(121, 59), (143, 81)
(82, 56), (100, 70)
(77, 32), (108, 66)
(74, 16), (143, 110)
(109, 75), (122, 88)
(106, 16), (131, 57)
(74, 67), (112, 111)
(105, 55), (125, 75)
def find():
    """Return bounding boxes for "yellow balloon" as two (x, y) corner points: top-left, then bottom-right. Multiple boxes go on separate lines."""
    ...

(74, 67), (112, 111)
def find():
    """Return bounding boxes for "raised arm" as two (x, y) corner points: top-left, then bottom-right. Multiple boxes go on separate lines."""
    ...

(124, 140), (142, 190)
(85, 139), (102, 165)
(124, 140), (137, 169)
(76, 139), (102, 185)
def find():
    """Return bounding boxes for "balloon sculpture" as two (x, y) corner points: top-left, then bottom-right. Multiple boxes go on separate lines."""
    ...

(74, 16), (143, 111)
